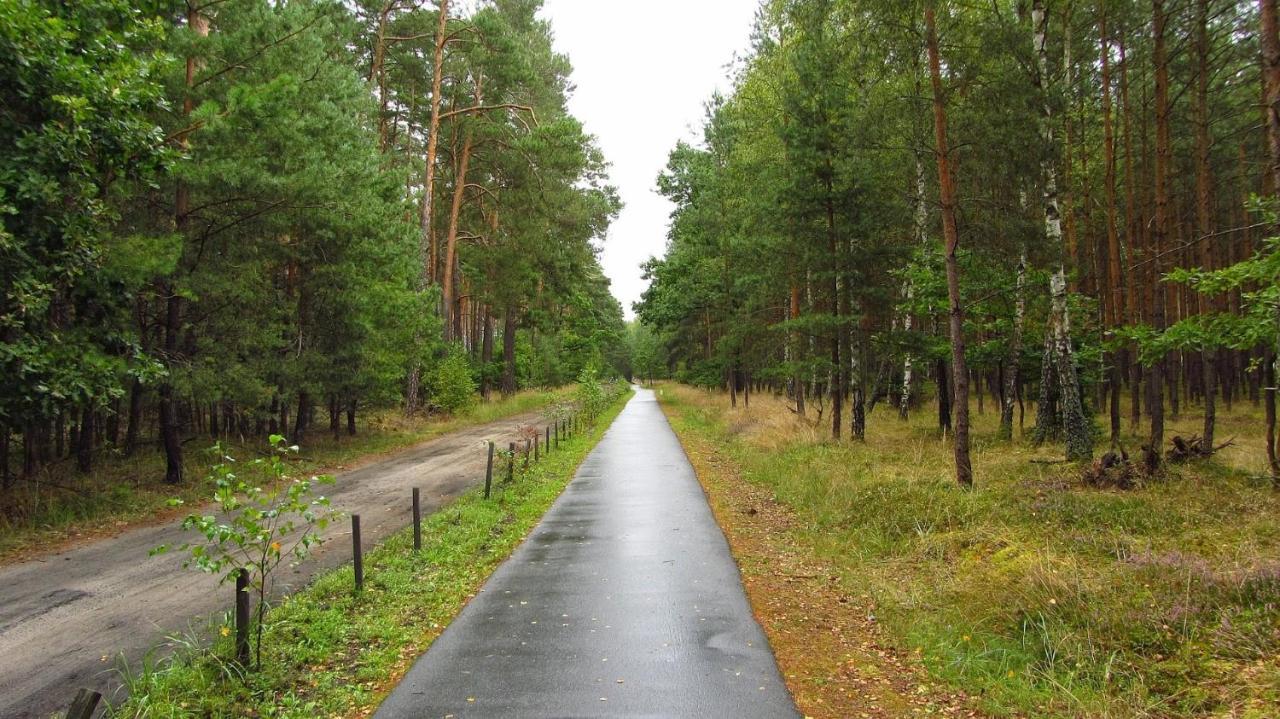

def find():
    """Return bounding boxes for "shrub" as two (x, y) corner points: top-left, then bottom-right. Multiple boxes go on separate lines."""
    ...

(428, 350), (476, 414)
(576, 365), (606, 422)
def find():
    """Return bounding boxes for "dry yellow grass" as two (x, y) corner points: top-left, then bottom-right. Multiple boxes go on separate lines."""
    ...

(657, 382), (1280, 718)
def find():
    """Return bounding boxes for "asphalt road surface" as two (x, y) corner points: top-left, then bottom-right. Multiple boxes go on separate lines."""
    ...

(374, 388), (799, 718)
(0, 410), (544, 719)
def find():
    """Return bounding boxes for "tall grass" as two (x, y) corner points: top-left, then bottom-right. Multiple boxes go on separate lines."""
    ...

(659, 384), (1280, 718)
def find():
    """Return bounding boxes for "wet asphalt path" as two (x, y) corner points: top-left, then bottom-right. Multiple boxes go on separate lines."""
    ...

(374, 388), (798, 719)
(0, 410), (543, 719)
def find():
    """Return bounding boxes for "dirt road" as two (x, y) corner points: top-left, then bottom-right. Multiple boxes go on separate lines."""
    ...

(0, 410), (545, 719)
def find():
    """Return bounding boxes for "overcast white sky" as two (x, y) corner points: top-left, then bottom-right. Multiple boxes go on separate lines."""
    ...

(538, 0), (759, 319)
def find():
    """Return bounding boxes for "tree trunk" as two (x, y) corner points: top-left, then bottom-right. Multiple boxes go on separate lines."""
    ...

(293, 391), (309, 440)
(1101, 10), (1125, 448)
(76, 406), (93, 474)
(329, 396), (340, 441)
(1, 427), (10, 491)
(502, 306), (517, 396)
(926, 3), (972, 487)
(441, 127), (475, 342)
(790, 282), (806, 415)
(124, 378), (143, 457)
(901, 158), (927, 421)
(480, 305), (494, 400)
(1194, 0), (1217, 451)
(406, 0), (450, 413)
(1261, 0), (1280, 482)
(161, 2), (209, 485)
(1000, 248), (1026, 440)
(1032, 0), (1091, 462)
(1147, 0), (1171, 471)
(159, 292), (183, 484)
(279, 396), (289, 441)
(1119, 31), (1143, 431)
(937, 359), (952, 434)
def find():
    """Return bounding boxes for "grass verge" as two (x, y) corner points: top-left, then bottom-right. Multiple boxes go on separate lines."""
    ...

(107, 386), (631, 719)
(657, 383), (1279, 719)
(1, 388), (572, 564)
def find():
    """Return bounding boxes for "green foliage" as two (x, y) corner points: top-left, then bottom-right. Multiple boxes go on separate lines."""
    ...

(154, 436), (337, 667)
(575, 365), (606, 422)
(427, 349), (477, 415)
(1, 0), (627, 500)
(0, 0), (169, 425)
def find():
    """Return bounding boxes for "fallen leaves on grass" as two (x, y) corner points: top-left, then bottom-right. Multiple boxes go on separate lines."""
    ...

(680, 435), (985, 719)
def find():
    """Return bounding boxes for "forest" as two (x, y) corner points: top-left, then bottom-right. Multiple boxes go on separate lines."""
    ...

(636, 0), (1280, 486)
(0, 0), (628, 492)
(3, 0), (1280, 717)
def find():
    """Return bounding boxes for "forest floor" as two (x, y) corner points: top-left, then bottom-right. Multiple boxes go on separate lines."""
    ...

(657, 383), (1279, 719)
(0, 388), (572, 564)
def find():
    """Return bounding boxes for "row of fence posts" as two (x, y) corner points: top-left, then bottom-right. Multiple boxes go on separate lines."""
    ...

(349, 413), (578, 595)
(65, 411), (585, 718)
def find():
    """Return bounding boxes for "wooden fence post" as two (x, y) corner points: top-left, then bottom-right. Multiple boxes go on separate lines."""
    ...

(545, 426), (550, 454)
(525, 438), (531, 468)
(235, 568), (250, 664)
(64, 688), (101, 719)
(533, 434), (539, 462)
(352, 514), (363, 592)
(484, 441), (494, 499)
(507, 442), (515, 483)
(412, 487), (421, 551)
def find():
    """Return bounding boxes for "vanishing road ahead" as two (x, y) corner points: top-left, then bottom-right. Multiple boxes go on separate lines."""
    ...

(375, 388), (799, 718)
(0, 411), (541, 719)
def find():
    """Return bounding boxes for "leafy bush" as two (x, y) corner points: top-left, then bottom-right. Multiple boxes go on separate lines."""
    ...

(428, 349), (476, 414)
(576, 365), (606, 422)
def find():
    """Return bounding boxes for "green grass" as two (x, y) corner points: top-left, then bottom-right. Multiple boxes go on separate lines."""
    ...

(107, 386), (631, 719)
(658, 384), (1280, 719)
(0, 388), (573, 563)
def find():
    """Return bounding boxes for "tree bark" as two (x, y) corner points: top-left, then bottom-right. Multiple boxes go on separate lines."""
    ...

(1147, 0), (1171, 471)
(901, 158), (927, 420)
(826, 179), (842, 440)
(480, 305), (494, 400)
(1120, 30), (1143, 431)
(441, 123), (475, 342)
(1000, 247), (1026, 440)
(1260, 0), (1280, 482)
(406, 0), (450, 413)
(501, 306), (517, 396)
(1194, 0), (1217, 451)
(1031, 0), (1091, 461)
(76, 405), (93, 474)
(1101, 10), (1125, 447)
(161, 2), (210, 485)
(293, 391), (309, 440)
(124, 378), (143, 457)
(926, 3), (973, 487)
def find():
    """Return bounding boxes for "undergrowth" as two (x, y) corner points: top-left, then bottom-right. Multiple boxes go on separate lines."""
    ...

(658, 384), (1279, 718)
(0, 388), (571, 563)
